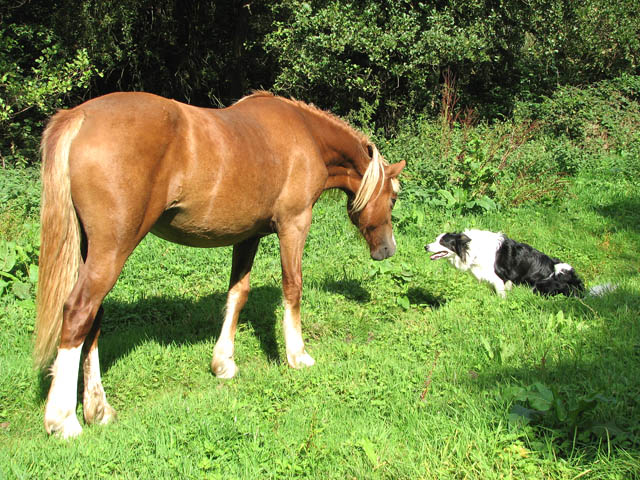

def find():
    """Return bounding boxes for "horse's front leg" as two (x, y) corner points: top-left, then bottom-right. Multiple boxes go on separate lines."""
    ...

(278, 211), (315, 369)
(211, 236), (261, 379)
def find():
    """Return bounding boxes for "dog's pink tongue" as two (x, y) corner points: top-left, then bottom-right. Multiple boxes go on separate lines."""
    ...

(430, 252), (446, 260)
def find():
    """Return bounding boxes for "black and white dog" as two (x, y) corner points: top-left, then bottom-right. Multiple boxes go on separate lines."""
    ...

(425, 229), (585, 297)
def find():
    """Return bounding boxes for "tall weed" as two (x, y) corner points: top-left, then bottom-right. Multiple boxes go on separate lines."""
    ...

(388, 75), (569, 219)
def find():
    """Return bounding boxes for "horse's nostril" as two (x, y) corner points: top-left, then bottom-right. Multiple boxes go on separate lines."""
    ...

(371, 243), (396, 261)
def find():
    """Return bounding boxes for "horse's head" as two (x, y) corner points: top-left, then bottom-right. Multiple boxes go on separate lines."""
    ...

(348, 145), (405, 260)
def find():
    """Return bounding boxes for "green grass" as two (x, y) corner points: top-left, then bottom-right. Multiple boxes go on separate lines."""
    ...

(1, 168), (639, 479)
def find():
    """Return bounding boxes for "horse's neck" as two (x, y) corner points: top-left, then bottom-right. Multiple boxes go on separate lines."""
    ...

(292, 105), (369, 194)
(296, 108), (365, 170)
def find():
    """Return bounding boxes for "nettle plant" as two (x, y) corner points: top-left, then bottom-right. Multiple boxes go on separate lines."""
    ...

(503, 381), (626, 448)
(0, 238), (39, 302)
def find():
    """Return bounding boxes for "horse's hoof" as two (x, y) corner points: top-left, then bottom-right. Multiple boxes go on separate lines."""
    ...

(84, 387), (118, 426)
(211, 357), (238, 379)
(45, 413), (83, 439)
(99, 404), (117, 425)
(288, 350), (315, 369)
(85, 403), (117, 426)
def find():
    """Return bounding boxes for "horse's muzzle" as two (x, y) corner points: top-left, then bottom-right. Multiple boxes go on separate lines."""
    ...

(371, 239), (396, 261)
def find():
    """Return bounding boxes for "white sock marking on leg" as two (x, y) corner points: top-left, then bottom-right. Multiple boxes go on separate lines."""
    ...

(45, 345), (83, 437)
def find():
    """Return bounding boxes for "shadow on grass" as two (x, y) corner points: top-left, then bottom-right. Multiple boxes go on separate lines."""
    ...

(465, 286), (640, 458)
(322, 279), (371, 302)
(407, 287), (445, 308)
(322, 279), (447, 309)
(595, 197), (640, 233)
(37, 286), (283, 401)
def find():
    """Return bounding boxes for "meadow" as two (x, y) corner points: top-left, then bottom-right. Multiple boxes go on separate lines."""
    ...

(1, 151), (639, 478)
(2, 2), (639, 475)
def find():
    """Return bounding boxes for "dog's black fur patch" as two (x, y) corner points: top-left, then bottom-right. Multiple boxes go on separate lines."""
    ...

(494, 237), (584, 296)
(532, 269), (585, 296)
(438, 233), (471, 263)
(494, 238), (557, 286)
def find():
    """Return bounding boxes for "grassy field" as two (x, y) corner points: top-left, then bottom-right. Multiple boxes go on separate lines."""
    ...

(1, 166), (639, 479)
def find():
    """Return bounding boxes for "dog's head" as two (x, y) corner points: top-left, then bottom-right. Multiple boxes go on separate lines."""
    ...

(554, 263), (585, 293)
(533, 263), (585, 296)
(425, 233), (471, 263)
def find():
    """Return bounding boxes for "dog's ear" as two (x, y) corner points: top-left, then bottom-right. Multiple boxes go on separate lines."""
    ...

(453, 234), (471, 262)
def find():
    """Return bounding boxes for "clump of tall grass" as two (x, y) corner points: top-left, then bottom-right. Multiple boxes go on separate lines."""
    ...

(388, 72), (572, 214)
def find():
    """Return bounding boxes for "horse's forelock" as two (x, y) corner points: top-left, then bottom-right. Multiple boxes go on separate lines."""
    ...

(350, 145), (386, 213)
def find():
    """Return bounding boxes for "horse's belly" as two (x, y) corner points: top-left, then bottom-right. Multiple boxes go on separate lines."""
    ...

(150, 207), (273, 248)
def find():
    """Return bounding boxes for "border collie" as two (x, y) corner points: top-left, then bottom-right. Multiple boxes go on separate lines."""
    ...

(425, 229), (585, 297)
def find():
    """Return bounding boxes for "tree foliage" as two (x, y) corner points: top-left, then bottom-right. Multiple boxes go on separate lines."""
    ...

(266, 0), (640, 129)
(0, 10), (97, 166)
(1, 0), (639, 165)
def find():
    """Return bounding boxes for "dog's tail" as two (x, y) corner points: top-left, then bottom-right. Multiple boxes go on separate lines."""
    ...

(588, 283), (618, 297)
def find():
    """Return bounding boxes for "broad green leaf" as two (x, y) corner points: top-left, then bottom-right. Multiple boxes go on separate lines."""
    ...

(397, 295), (410, 310)
(28, 264), (38, 283)
(12, 281), (31, 300)
(0, 241), (17, 273)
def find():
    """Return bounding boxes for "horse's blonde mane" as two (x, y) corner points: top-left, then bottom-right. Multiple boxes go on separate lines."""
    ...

(239, 90), (369, 144)
(238, 91), (399, 212)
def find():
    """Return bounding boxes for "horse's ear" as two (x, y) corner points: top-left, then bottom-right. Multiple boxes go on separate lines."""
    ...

(366, 144), (375, 157)
(385, 160), (406, 178)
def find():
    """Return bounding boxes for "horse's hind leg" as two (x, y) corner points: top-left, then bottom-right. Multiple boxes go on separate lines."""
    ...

(44, 249), (129, 438)
(212, 237), (261, 379)
(82, 307), (116, 425)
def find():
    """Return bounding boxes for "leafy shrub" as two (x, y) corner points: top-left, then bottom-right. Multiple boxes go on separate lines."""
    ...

(265, 0), (640, 130)
(265, 0), (513, 129)
(388, 77), (569, 216)
(514, 74), (640, 181)
(0, 167), (41, 218)
(503, 382), (626, 449)
(0, 167), (40, 303)
(0, 237), (39, 302)
(0, 24), (98, 166)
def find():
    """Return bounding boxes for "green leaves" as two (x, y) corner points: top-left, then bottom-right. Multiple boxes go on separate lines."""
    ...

(432, 188), (497, 216)
(368, 260), (417, 311)
(266, 0), (504, 128)
(504, 382), (622, 445)
(0, 238), (39, 302)
(0, 24), (99, 166)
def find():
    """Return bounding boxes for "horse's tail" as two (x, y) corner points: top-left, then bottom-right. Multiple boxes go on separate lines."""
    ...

(34, 109), (85, 370)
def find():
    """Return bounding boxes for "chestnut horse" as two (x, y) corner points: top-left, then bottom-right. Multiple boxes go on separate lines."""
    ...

(35, 91), (405, 437)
